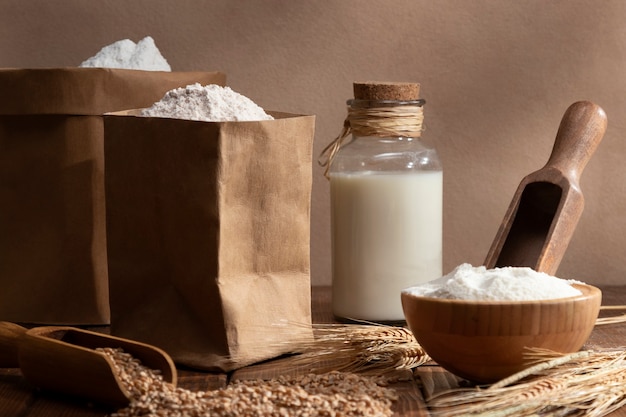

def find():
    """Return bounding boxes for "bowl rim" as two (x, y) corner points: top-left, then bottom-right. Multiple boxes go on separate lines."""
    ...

(401, 282), (600, 306)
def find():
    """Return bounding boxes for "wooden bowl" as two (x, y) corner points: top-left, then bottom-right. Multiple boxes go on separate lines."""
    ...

(401, 283), (601, 383)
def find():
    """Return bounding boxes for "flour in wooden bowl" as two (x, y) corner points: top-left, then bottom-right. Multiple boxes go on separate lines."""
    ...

(403, 263), (582, 301)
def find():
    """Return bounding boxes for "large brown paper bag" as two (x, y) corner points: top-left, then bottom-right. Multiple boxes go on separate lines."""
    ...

(0, 68), (225, 325)
(104, 109), (315, 371)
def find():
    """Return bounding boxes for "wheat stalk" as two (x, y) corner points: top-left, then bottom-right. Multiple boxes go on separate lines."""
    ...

(596, 305), (626, 326)
(268, 321), (430, 375)
(426, 348), (626, 417)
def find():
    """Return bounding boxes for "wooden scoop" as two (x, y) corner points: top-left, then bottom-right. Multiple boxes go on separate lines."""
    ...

(484, 101), (607, 275)
(0, 321), (177, 408)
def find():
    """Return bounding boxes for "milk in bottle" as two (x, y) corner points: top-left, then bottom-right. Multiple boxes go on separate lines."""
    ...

(324, 81), (442, 322)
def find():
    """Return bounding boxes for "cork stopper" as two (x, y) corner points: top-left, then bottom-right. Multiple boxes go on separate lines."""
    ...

(353, 81), (420, 101)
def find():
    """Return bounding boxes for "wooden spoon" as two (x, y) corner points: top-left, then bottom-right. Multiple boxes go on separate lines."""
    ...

(484, 101), (607, 275)
(0, 321), (177, 408)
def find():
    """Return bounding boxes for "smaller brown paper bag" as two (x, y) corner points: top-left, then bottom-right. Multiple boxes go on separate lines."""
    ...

(0, 68), (225, 325)
(104, 109), (315, 371)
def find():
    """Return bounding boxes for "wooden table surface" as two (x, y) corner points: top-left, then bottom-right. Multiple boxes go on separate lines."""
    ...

(1, 285), (626, 416)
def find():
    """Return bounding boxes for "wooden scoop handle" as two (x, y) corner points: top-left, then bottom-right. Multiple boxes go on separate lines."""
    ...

(544, 101), (607, 181)
(0, 321), (27, 367)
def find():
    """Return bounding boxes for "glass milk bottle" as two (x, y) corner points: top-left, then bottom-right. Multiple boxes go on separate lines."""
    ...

(325, 81), (442, 323)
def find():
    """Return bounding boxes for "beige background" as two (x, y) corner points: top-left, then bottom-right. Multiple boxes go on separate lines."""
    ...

(2, 0), (626, 286)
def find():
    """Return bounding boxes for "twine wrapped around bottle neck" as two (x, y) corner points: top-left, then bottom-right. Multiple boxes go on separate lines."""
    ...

(318, 101), (425, 179)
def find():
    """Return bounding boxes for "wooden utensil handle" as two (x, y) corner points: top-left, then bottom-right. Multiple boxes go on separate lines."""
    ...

(545, 101), (607, 181)
(0, 321), (27, 367)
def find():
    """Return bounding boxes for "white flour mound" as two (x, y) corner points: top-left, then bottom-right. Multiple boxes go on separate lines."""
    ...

(141, 83), (274, 122)
(79, 36), (171, 71)
(403, 263), (583, 301)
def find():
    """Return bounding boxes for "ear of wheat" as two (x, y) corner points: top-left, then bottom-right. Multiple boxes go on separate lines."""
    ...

(264, 321), (430, 376)
(426, 348), (626, 417)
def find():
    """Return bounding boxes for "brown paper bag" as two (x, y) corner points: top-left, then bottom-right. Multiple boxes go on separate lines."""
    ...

(0, 68), (226, 325)
(104, 109), (315, 371)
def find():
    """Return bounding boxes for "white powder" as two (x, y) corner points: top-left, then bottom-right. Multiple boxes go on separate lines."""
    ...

(141, 83), (274, 122)
(403, 263), (583, 301)
(79, 36), (171, 71)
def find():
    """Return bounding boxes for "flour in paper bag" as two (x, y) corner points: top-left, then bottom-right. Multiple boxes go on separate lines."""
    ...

(79, 36), (171, 71)
(141, 83), (274, 122)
